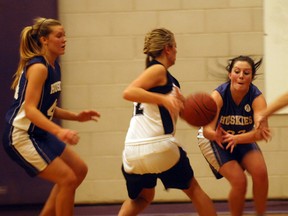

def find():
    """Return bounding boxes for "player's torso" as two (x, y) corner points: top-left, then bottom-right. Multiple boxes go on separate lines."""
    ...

(125, 60), (179, 143)
(6, 56), (61, 135)
(217, 82), (260, 135)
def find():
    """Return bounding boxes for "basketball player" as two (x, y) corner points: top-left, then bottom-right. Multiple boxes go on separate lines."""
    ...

(198, 56), (269, 216)
(118, 28), (217, 216)
(2, 17), (100, 216)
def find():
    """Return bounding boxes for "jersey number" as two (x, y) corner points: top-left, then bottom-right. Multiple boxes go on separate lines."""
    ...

(47, 99), (57, 120)
(134, 103), (143, 115)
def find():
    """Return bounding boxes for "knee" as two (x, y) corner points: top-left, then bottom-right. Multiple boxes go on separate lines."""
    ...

(78, 162), (88, 183)
(230, 173), (247, 194)
(59, 171), (78, 190)
(137, 189), (155, 205)
(137, 194), (153, 206)
(251, 166), (268, 183)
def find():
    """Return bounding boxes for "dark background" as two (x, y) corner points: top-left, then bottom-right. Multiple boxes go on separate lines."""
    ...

(0, 0), (58, 205)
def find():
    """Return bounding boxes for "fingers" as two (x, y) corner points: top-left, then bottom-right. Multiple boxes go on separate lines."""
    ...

(91, 116), (100, 121)
(89, 110), (101, 117)
(216, 140), (224, 149)
(225, 141), (236, 153)
(167, 94), (184, 117)
(261, 128), (272, 142)
(78, 110), (101, 122)
(61, 130), (79, 145)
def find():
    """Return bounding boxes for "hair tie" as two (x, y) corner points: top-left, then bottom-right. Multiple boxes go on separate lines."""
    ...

(37, 18), (47, 36)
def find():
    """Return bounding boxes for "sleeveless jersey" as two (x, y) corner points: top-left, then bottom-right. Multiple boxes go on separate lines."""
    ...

(5, 56), (61, 136)
(125, 59), (180, 143)
(216, 82), (261, 135)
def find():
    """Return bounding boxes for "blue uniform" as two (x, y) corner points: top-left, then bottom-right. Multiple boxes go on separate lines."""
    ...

(198, 82), (261, 179)
(2, 56), (65, 177)
(122, 59), (194, 199)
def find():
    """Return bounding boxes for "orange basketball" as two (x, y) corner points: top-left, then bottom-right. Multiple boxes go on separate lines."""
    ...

(181, 92), (217, 127)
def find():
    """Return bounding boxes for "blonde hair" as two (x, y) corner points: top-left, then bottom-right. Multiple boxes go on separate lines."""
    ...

(143, 28), (175, 67)
(11, 17), (62, 89)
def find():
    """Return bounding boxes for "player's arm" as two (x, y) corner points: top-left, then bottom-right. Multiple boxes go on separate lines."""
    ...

(123, 64), (167, 104)
(123, 64), (183, 116)
(203, 90), (224, 148)
(25, 64), (79, 145)
(54, 107), (100, 122)
(262, 92), (288, 117)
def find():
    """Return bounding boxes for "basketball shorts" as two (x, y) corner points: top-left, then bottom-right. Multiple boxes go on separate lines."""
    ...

(122, 146), (194, 199)
(123, 135), (181, 174)
(198, 137), (261, 179)
(2, 124), (66, 177)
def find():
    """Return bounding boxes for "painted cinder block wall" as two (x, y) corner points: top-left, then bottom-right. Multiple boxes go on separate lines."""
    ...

(57, 0), (288, 204)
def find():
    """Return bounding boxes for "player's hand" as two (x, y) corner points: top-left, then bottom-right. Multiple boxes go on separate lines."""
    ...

(260, 127), (271, 142)
(214, 124), (224, 149)
(173, 86), (185, 103)
(56, 128), (79, 145)
(221, 128), (238, 153)
(164, 91), (184, 118)
(77, 110), (100, 122)
(254, 113), (266, 129)
(255, 114), (271, 142)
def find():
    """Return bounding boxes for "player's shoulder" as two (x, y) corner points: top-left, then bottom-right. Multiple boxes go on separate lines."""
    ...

(28, 56), (47, 65)
(249, 83), (262, 95)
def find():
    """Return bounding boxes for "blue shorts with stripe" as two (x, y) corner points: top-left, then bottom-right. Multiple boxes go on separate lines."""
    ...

(2, 123), (66, 177)
(198, 137), (260, 179)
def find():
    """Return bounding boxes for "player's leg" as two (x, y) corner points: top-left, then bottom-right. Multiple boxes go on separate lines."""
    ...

(39, 185), (58, 216)
(118, 188), (155, 216)
(58, 146), (88, 186)
(242, 150), (268, 215)
(183, 177), (217, 216)
(39, 146), (88, 216)
(219, 160), (247, 216)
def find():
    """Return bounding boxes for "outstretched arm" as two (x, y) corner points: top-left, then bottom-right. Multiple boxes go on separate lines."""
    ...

(261, 92), (288, 118)
(54, 108), (100, 122)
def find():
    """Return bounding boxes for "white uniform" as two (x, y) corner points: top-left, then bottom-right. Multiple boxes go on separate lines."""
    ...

(123, 60), (181, 174)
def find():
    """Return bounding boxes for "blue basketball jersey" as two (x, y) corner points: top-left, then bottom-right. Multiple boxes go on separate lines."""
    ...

(5, 56), (61, 135)
(216, 82), (262, 135)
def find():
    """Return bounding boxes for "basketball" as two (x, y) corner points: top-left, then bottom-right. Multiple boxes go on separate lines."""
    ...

(180, 92), (217, 127)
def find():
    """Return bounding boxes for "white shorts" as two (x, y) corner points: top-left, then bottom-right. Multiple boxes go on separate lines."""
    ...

(123, 135), (180, 174)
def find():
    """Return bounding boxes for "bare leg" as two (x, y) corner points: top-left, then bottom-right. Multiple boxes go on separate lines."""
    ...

(183, 177), (217, 216)
(39, 185), (58, 216)
(118, 188), (154, 216)
(220, 160), (247, 216)
(242, 151), (268, 215)
(39, 146), (88, 216)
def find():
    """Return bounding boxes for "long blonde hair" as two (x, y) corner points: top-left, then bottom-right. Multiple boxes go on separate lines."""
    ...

(11, 17), (62, 89)
(143, 28), (175, 67)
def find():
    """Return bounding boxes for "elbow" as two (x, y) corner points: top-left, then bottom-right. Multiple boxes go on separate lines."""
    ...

(24, 106), (34, 121)
(123, 89), (133, 101)
(122, 89), (128, 100)
(202, 127), (211, 140)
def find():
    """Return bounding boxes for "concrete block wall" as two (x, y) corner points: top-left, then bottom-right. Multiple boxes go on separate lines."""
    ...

(57, 0), (288, 204)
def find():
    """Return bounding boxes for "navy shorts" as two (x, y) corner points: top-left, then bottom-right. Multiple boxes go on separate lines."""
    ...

(121, 147), (194, 199)
(204, 139), (260, 179)
(2, 124), (66, 177)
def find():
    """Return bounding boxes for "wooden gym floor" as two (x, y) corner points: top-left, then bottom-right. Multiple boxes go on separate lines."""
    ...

(0, 200), (287, 215)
